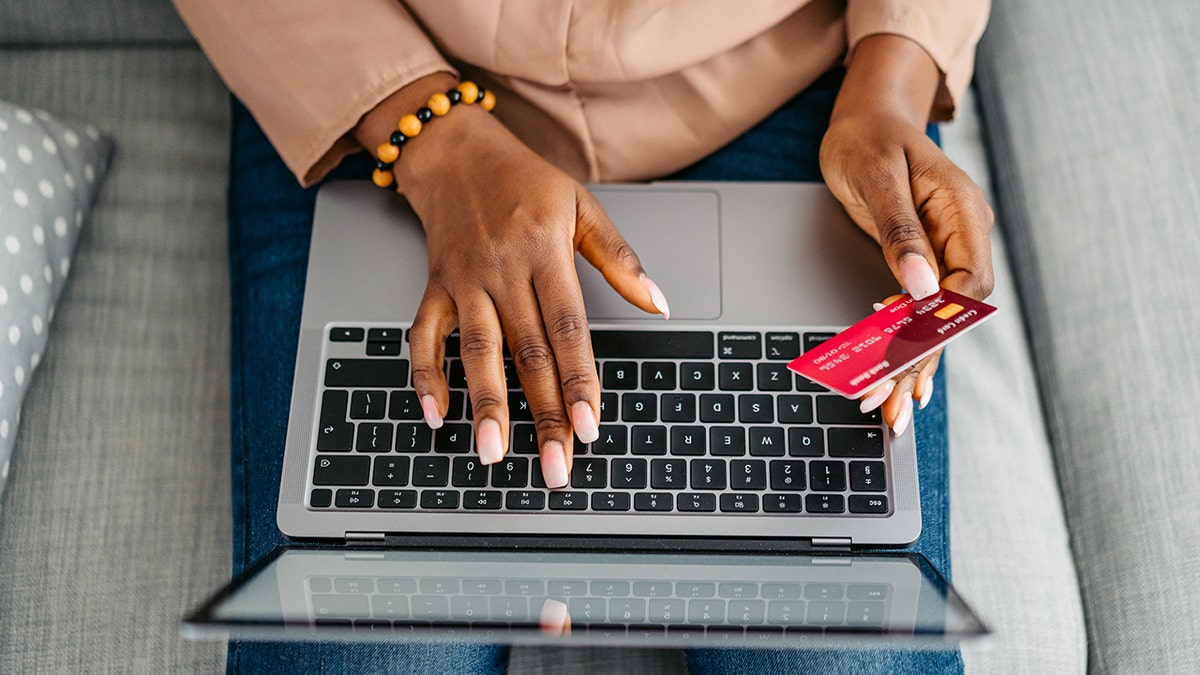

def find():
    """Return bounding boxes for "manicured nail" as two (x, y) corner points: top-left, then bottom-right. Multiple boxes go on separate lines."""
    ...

(421, 395), (443, 429)
(892, 396), (914, 436)
(540, 440), (570, 489)
(570, 401), (599, 444)
(918, 379), (934, 410)
(899, 255), (939, 300)
(477, 419), (504, 465)
(640, 274), (671, 320)
(860, 380), (895, 413)
(540, 598), (570, 635)
(873, 302), (886, 312)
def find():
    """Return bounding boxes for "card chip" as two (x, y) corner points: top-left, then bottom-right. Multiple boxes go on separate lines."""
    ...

(934, 303), (964, 320)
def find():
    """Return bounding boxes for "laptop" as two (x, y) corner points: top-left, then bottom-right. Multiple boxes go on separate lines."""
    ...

(183, 181), (988, 647)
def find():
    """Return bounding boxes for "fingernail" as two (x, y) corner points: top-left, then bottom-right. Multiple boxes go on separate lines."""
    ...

(918, 379), (934, 410)
(477, 419), (504, 465)
(640, 274), (671, 320)
(873, 302), (886, 312)
(899, 255), (939, 300)
(540, 598), (570, 635)
(421, 395), (443, 430)
(860, 380), (895, 413)
(540, 440), (570, 489)
(892, 396), (914, 436)
(570, 401), (600, 444)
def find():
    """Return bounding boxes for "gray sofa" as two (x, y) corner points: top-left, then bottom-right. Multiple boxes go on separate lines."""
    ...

(1, 1), (1195, 673)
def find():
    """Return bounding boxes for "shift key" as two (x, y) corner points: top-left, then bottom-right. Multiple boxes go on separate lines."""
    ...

(325, 359), (408, 388)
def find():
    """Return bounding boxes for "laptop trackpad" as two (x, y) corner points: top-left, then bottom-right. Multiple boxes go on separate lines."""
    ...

(576, 187), (721, 321)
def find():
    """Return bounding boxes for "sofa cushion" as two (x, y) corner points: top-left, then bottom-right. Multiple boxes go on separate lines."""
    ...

(975, 0), (1200, 671)
(0, 101), (112, 508)
(0, 0), (192, 45)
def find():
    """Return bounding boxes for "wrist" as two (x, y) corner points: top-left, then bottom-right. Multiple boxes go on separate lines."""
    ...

(832, 34), (940, 130)
(354, 72), (460, 154)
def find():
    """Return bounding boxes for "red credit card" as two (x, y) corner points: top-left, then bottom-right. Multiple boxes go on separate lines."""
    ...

(788, 289), (997, 398)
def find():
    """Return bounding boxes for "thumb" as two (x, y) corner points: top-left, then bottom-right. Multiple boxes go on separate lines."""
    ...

(859, 170), (941, 300)
(573, 188), (670, 319)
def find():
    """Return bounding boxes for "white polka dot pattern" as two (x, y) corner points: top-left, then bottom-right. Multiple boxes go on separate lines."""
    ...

(0, 100), (112, 506)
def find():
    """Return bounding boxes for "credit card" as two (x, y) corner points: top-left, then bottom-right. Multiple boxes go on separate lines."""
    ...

(788, 288), (997, 398)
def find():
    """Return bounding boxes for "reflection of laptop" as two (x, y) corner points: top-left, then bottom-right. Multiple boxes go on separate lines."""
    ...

(183, 181), (988, 646)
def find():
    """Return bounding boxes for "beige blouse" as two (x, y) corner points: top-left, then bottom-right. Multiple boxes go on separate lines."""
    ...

(173, 0), (989, 187)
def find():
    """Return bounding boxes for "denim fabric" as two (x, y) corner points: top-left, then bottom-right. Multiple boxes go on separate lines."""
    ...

(226, 67), (957, 674)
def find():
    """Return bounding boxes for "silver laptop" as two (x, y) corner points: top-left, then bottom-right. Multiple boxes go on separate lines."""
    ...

(183, 181), (988, 647)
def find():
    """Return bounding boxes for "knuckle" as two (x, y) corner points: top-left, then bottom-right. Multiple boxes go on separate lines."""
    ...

(459, 329), (500, 358)
(534, 414), (569, 435)
(547, 311), (588, 342)
(558, 371), (596, 397)
(512, 337), (556, 374)
(469, 392), (506, 414)
(410, 364), (443, 387)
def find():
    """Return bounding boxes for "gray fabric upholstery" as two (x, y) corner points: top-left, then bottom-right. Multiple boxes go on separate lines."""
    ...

(0, 0), (192, 45)
(975, 1), (1200, 672)
(0, 48), (229, 672)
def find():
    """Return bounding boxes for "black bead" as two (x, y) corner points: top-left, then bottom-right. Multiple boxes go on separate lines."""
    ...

(390, 131), (407, 146)
(476, 88), (486, 103)
(416, 107), (433, 122)
(375, 159), (392, 171)
(446, 89), (462, 104)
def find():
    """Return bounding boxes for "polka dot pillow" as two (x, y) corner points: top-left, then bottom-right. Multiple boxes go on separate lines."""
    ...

(0, 101), (112, 506)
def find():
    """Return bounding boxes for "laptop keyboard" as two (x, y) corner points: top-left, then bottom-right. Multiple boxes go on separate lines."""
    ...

(308, 324), (892, 518)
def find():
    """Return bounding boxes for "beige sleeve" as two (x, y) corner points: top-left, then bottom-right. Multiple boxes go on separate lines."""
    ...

(172, 0), (456, 185)
(845, 0), (991, 121)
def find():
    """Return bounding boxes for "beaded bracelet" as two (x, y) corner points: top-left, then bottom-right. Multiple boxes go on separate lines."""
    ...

(372, 80), (496, 188)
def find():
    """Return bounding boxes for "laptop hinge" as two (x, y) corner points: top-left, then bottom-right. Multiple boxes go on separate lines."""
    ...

(345, 531), (387, 545)
(810, 537), (852, 552)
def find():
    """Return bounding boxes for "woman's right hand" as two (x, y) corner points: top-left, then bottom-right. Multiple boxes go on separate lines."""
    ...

(356, 74), (669, 489)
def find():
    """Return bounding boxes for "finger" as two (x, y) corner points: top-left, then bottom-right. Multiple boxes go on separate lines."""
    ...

(533, 253), (601, 447)
(919, 174), (996, 301)
(573, 187), (670, 318)
(913, 353), (941, 410)
(408, 284), (458, 429)
(455, 291), (510, 464)
(881, 355), (935, 435)
(857, 161), (941, 300)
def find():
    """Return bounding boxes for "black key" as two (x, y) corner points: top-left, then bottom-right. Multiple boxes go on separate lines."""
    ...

(412, 456), (450, 486)
(677, 492), (717, 512)
(788, 427), (825, 456)
(764, 332), (800, 360)
(491, 458), (529, 488)
(634, 492), (674, 511)
(451, 457), (489, 487)
(507, 392), (533, 421)
(738, 395), (774, 423)
(602, 361), (639, 390)
(849, 461), (887, 492)
(621, 393), (657, 422)
(680, 362), (716, 391)
(531, 458), (548, 488)
(506, 490), (546, 510)
(806, 494), (845, 514)
(350, 390), (388, 420)
(729, 460), (767, 490)
(503, 360), (520, 389)
(690, 459), (727, 490)
(793, 373), (829, 393)
(448, 360), (468, 388)
(511, 423), (538, 454)
(572, 457), (608, 488)
(320, 390), (349, 426)
(592, 491), (632, 511)
(367, 328), (403, 343)
(330, 327), (365, 342)
(378, 489), (417, 508)
(718, 363), (754, 391)
(651, 459), (688, 490)
(395, 423), (433, 452)
(641, 362), (677, 390)
(420, 490), (459, 509)
(356, 422), (393, 452)
(590, 330), (714, 359)
(442, 331), (461, 357)
(777, 395), (814, 424)
(310, 489), (333, 507)
(718, 332), (761, 359)
(749, 427), (786, 456)
(817, 396), (883, 425)
(763, 494), (802, 513)
(699, 394), (736, 423)
(335, 488), (374, 508)
(373, 457), (410, 486)
(829, 428), (886, 458)
(593, 425), (628, 455)
(388, 391), (423, 420)
(769, 460), (806, 491)
(446, 391), (466, 420)
(549, 491), (588, 510)
(325, 359), (408, 388)
(464, 490), (503, 510)
(710, 426), (746, 456)
(660, 393), (696, 423)
(316, 421), (354, 452)
(810, 461), (846, 491)
(802, 332), (837, 352)
(366, 341), (401, 356)
(720, 493), (760, 513)
(611, 458), (648, 489)
(849, 495), (889, 514)
(435, 423), (473, 453)
(599, 392), (619, 422)
(756, 363), (793, 391)
(630, 425), (668, 455)
(313, 455), (370, 486)
(669, 426), (706, 456)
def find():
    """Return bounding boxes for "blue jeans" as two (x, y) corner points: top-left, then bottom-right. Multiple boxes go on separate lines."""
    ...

(226, 68), (958, 674)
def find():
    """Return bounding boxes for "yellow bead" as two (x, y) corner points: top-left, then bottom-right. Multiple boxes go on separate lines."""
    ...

(372, 168), (394, 188)
(376, 142), (399, 163)
(427, 92), (451, 116)
(398, 114), (422, 137)
(480, 90), (496, 112)
(457, 81), (479, 104)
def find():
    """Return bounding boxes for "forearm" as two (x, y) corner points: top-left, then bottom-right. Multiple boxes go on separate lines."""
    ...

(832, 34), (941, 129)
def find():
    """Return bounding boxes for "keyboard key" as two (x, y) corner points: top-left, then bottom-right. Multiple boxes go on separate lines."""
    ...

(634, 492), (674, 511)
(602, 361), (639, 390)
(805, 494), (845, 514)
(630, 425), (668, 455)
(828, 428), (885, 458)
(365, 341), (401, 356)
(805, 584), (846, 601)
(313, 455), (370, 486)
(310, 489), (332, 508)
(491, 458), (529, 488)
(720, 493), (760, 512)
(738, 395), (774, 423)
(848, 584), (890, 601)
(699, 394), (735, 423)
(769, 460), (806, 491)
(451, 457), (489, 487)
(650, 459), (688, 490)
(463, 490), (503, 510)
(849, 461), (887, 492)
(569, 597), (606, 622)
(788, 427), (824, 456)
(507, 392), (533, 421)
(592, 491), (632, 511)
(669, 426), (706, 455)
(547, 580), (589, 596)
(762, 583), (803, 600)
(412, 457), (450, 486)
(448, 360), (468, 388)
(729, 460), (767, 490)
(591, 580), (632, 597)
(591, 330), (714, 359)
(635, 581), (675, 598)
(378, 489), (418, 508)
(709, 426), (746, 456)
(727, 599), (766, 624)
(325, 359), (408, 388)
(312, 593), (368, 618)
(319, 389), (349, 426)
(816, 395), (883, 425)
(690, 459), (727, 489)
(688, 599), (726, 624)
(367, 328), (403, 343)
(506, 490), (546, 510)
(420, 490), (459, 509)
(764, 332), (800, 360)
(446, 391), (466, 420)
(355, 422), (393, 452)
(767, 600), (805, 625)
(549, 491), (588, 510)
(611, 458), (648, 489)
(649, 598), (687, 623)
(802, 331), (837, 352)
(660, 393), (696, 423)
(849, 495), (889, 514)
(420, 578), (461, 594)
(316, 422), (354, 452)
(395, 423), (433, 452)
(810, 461), (847, 491)
(611, 598), (647, 623)
(372, 456), (410, 486)
(718, 362), (754, 390)
(749, 427), (786, 456)
(329, 327), (365, 342)
(450, 596), (490, 621)
(388, 391), (422, 420)
(593, 425), (628, 455)
(641, 362), (677, 390)
(599, 392), (619, 422)
(335, 488), (374, 508)
(847, 601), (887, 626)
(719, 582), (759, 599)
(763, 494), (802, 513)
(679, 362), (715, 391)
(776, 395), (814, 424)
(622, 393), (657, 422)
(718, 332), (761, 359)
(511, 423), (538, 454)
(572, 457), (607, 488)
(756, 362), (793, 391)
(677, 492), (717, 512)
